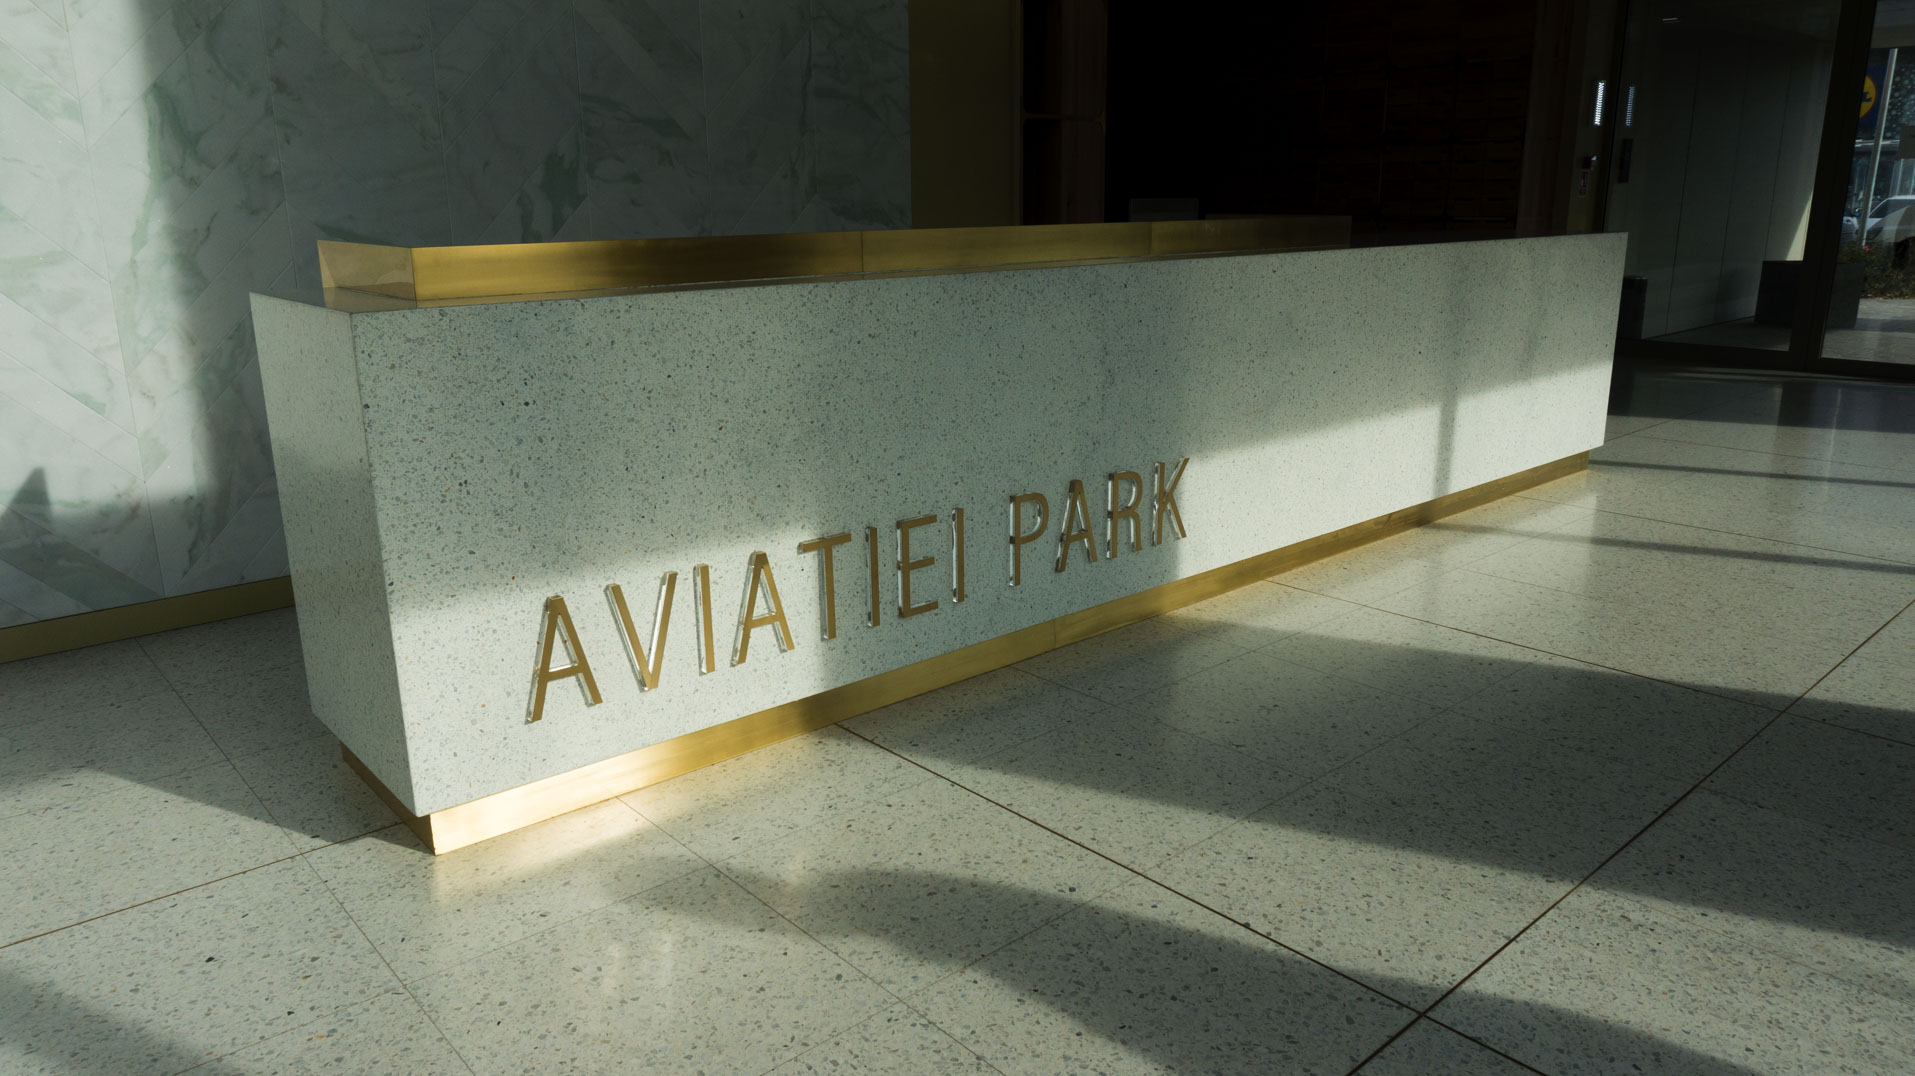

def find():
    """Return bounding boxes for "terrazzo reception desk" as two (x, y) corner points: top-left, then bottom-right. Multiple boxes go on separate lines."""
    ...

(252, 221), (1624, 852)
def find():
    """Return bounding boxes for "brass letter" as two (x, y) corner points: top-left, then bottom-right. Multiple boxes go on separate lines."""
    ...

(864, 526), (882, 627)
(1008, 492), (1049, 587)
(530, 595), (601, 722)
(951, 507), (967, 603)
(797, 532), (853, 639)
(692, 564), (717, 674)
(1154, 458), (1189, 544)
(1056, 479), (1100, 572)
(606, 574), (675, 691)
(897, 514), (940, 618)
(734, 552), (795, 665)
(1108, 471), (1143, 558)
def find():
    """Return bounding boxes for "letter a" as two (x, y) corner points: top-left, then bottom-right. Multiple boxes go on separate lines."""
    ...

(530, 595), (601, 722)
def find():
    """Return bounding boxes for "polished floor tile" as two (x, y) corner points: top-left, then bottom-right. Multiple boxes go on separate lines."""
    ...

(1156, 578), (1357, 650)
(933, 704), (1308, 869)
(1434, 888), (1915, 1075)
(1591, 790), (1915, 1007)
(0, 638), (172, 727)
(139, 609), (303, 690)
(1258, 605), (1539, 710)
(304, 799), (705, 983)
(1374, 566), (1835, 707)
(1152, 783), (1569, 1010)
(1790, 608), (1915, 744)
(1129, 647), (1444, 776)
(622, 725), (936, 862)
(1449, 653), (1774, 783)
(911, 877), (1413, 1075)
(0, 761), (297, 945)
(410, 867), (895, 1074)
(0, 859), (397, 1075)
(1703, 716), (1915, 853)
(1357, 1018), (1536, 1076)
(228, 735), (399, 852)
(190, 990), (469, 1074)
(173, 663), (329, 762)
(0, 690), (224, 817)
(773, 1005), (995, 1074)
(842, 666), (1093, 766)
(718, 777), (1134, 995)
(1014, 616), (1249, 703)
(1309, 712), (1691, 883)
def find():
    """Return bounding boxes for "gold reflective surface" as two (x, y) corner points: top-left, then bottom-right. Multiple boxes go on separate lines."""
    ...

(895, 513), (941, 619)
(1008, 491), (1050, 587)
(529, 595), (600, 723)
(316, 217), (1350, 308)
(605, 575), (675, 691)
(797, 532), (853, 640)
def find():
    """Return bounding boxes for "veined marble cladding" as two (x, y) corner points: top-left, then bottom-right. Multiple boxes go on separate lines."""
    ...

(254, 234), (1623, 815)
(0, 0), (909, 629)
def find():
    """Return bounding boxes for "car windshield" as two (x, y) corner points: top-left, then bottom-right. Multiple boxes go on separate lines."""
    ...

(1872, 197), (1915, 217)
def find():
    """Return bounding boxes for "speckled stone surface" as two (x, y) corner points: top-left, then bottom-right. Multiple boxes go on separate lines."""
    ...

(253, 234), (1622, 813)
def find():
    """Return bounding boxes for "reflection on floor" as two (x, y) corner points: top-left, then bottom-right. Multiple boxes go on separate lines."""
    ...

(4, 365), (1915, 1073)
(1652, 299), (1915, 367)
(1827, 298), (1915, 366)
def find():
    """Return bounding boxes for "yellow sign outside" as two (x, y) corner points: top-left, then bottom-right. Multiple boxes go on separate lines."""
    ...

(1863, 75), (1879, 119)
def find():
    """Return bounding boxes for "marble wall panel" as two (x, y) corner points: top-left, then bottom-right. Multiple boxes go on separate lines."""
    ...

(809, 0), (908, 230)
(577, 0), (710, 238)
(0, 0), (908, 628)
(264, 0), (450, 288)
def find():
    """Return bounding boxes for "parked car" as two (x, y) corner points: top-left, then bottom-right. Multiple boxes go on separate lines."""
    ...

(1864, 195), (1915, 243)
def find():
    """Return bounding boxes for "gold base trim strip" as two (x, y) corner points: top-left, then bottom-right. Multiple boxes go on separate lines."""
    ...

(353, 452), (1587, 854)
(0, 577), (296, 664)
(317, 217), (1352, 307)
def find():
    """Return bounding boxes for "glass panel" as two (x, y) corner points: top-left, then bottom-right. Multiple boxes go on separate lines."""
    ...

(1822, 5), (1915, 367)
(1608, 0), (1840, 352)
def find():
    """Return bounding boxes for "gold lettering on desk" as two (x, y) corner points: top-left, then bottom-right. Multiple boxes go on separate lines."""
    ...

(529, 595), (601, 722)
(1056, 479), (1100, 572)
(734, 552), (795, 664)
(606, 574), (676, 690)
(1108, 471), (1143, 558)
(1008, 492), (1049, 586)
(797, 532), (853, 639)
(864, 526), (883, 627)
(951, 507), (967, 602)
(1154, 458), (1189, 544)
(692, 564), (717, 674)
(896, 514), (940, 618)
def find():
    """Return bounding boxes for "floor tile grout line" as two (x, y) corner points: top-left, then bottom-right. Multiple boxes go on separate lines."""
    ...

(1628, 428), (1915, 478)
(615, 800), (971, 1066)
(1273, 578), (1795, 714)
(1406, 592), (1915, 1022)
(0, 835), (343, 952)
(1344, 1013), (1551, 1076)
(1512, 490), (1915, 568)
(281, 853), (476, 1071)
(176, 852), (480, 1076)
(836, 723), (1432, 1014)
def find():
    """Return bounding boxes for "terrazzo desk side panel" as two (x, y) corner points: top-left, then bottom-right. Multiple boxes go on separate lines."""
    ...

(253, 233), (1624, 814)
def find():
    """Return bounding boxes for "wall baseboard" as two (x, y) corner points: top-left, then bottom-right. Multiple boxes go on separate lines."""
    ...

(0, 578), (296, 664)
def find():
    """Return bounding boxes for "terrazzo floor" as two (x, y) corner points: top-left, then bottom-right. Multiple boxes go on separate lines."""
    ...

(3, 364), (1915, 1074)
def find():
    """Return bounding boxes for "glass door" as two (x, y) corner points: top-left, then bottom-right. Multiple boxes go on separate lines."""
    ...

(1607, 0), (1842, 355)
(1820, 3), (1915, 368)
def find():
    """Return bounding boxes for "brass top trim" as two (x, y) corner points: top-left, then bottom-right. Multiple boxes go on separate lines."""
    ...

(315, 217), (1351, 309)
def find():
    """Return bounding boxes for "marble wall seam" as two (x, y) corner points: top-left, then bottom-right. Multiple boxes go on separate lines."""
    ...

(1, 0), (909, 629)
